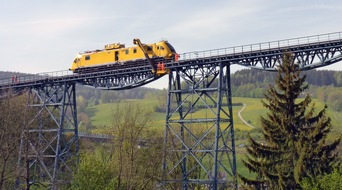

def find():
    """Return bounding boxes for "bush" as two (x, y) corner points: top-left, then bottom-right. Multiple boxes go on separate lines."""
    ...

(301, 166), (342, 190)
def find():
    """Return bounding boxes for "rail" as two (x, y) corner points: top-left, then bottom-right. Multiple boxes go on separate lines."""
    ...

(179, 31), (342, 60)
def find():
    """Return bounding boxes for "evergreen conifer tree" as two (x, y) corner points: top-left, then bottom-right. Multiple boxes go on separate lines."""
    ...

(240, 52), (341, 189)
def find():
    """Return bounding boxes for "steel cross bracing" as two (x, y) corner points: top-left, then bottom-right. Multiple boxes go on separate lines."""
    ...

(162, 62), (237, 189)
(15, 82), (78, 189)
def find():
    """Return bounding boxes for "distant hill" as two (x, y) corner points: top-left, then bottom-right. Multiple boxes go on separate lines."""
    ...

(229, 69), (342, 99)
(231, 69), (342, 87)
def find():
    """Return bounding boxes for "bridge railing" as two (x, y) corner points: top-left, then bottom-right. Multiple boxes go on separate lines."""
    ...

(0, 70), (74, 86)
(1, 31), (341, 87)
(179, 31), (342, 61)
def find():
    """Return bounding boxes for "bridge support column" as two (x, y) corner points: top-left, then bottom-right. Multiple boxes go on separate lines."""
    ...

(16, 82), (79, 189)
(162, 63), (237, 189)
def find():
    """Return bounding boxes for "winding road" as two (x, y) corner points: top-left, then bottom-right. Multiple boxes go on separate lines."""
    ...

(237, 103), (255, 129)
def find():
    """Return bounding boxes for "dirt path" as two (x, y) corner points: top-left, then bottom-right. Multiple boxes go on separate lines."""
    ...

(238, 103), (254, 129)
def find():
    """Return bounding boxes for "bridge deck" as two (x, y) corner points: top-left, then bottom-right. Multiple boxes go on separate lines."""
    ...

(1, 31), (341, 91)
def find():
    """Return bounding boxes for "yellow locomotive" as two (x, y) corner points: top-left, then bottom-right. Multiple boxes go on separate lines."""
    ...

(70, 39), (177, 75)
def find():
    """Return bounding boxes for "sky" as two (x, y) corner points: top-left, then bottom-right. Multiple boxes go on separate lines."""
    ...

(0, 0), (341, 89)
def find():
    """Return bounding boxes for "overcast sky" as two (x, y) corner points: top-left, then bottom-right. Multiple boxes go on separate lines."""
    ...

(1, 0), (341, 89)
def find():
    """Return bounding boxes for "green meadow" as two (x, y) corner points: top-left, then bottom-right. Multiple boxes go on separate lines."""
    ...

(86, 97), (342, 133)
(86, 97), (261, 130)
(85, 96), (342, 146)
(84, 97), (342, 179)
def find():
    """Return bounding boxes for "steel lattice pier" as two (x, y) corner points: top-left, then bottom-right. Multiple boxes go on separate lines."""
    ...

(162, 62), (237, 189)
(16, 82), (78, 189)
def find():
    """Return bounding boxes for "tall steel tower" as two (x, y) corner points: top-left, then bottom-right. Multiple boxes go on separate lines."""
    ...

(162, 62), (237, 189)
(16, 82), (79, 189)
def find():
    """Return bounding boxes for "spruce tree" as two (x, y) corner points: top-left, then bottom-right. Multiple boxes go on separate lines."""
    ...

(240, 52), (341, 189)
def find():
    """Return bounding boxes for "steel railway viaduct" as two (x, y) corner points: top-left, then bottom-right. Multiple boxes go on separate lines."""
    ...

(1, 31), (342, 190)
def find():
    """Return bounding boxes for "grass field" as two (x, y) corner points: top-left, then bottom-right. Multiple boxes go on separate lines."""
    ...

(86, 97), (262, 130)
(86, 97), (342, 133)
(84, 96), (342, 178)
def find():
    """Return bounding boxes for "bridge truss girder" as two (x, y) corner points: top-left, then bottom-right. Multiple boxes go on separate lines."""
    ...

(235, 41), (342, 70)
(77, 70), (161, 90)
(16, 82), (78, 189)
(162, 62), (237, 189)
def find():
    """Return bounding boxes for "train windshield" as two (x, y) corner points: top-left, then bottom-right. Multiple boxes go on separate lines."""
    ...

(73, 54), (82, 63)
(165, 42), (176, 53)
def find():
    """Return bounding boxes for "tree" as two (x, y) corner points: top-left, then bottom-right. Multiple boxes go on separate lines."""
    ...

(76, 95), (88, 112)
(240, 53), (341, 189)
(327, 90), (342, 111)
(70, 147), (116, 190)
(71, 103), (164, 190)
(77, 112), (92, 131)
(107, 103), (163, 190)
(155, 90), (167, 112)
(301, 165), (342, 190)
(334, 72), (342, 87)
(0, 93), (25, 189)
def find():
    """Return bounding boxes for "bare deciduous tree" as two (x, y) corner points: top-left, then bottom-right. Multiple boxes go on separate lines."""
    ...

(0, 93), (26, 189)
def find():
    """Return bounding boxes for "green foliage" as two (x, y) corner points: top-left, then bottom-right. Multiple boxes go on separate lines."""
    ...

(301, 166), (342, 190)
(335, 72), (342, 86)
(77, 112), (92, 132)
(314, 86), (342, 111)
(106, 103), (163, 190)
(70, 148), (116, 190)
(154, 89), (168, 112)
(240, 53), (341, 189)
(0, 94), (28, 189)
(76, 95), (88, 113)
(72, 103), (164, 189)
(327, 90), (342, 111)
(230, 69), (342, 98)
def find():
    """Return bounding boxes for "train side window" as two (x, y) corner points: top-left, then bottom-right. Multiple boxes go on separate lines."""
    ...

(85, 55), (90, 60)
(133, 48), (137, 53)
(125, 49), (129, 54)
(147, 46), (152, 51)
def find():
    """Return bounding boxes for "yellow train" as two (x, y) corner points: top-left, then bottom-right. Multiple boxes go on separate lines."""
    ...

(70, 39), (177, 74)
